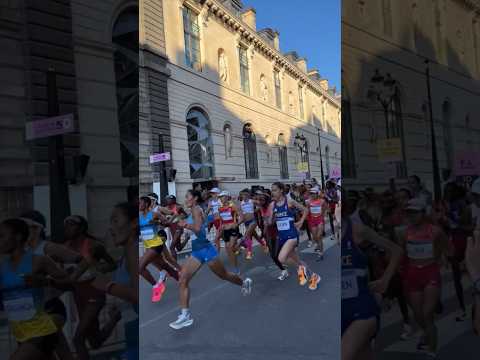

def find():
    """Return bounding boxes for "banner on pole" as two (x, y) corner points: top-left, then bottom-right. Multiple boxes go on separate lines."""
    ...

(377, 138), (402, 163)
(454, 151), (480, 176)
(297, 162), (309, 173)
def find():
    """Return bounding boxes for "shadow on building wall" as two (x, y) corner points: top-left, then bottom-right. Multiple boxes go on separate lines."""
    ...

(166, 49), (341, 198)
(342, 23), (480, 194)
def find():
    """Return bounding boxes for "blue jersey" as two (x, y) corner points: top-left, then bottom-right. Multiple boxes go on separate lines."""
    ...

(341, 218), (371, 300)
(0, 250), (43, 321)
(273, 199), (298, 241)
(187, 210), (210, 251)
(139, 211), (157, 241)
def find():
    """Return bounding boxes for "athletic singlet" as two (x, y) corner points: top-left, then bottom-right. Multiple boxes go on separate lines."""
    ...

(112, 256), (138, 318)
(0, 250), (57, 342)
(139, 211), (164, 248)
(273, 199), (298, 241)
(209, 199), (221, 215)
(186, 211), (210, 251)
(309, 199), (324, 218)
(341, 219), (370, 300)
(219, 204), (235, 224)
(405, 224), (435, 260)
(241, 199), (255, 215)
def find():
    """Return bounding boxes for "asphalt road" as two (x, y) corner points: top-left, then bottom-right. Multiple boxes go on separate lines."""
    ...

(375, 269), (478, 360)
(139, 233), (340, 360)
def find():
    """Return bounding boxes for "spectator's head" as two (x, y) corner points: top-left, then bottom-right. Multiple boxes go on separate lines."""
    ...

(20, 210), (47, 243)
(408, 175), (422, 193)
(165, 195), (176, 206)
(395, 188), (412, 208)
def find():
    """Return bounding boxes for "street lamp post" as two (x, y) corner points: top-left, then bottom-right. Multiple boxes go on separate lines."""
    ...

(425, 60), (442, 201)
(316, 128), (325, 189)
(294, 133), (310, 180)
(367, 69), (397, 136)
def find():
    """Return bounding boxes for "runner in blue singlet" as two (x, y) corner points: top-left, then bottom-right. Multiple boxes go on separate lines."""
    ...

(341, 198), (403, 360)
(269, 182), (321, 291)
(169, 190), (253, 330)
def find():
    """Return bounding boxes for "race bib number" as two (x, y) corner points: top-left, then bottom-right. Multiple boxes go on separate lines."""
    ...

(407, 241), (433, 259)
(220, 211), (233, 221)
(276, 219), (291, 231)
(4, 293), (36, 322)
(140, 228), (155, 241)
(311, 206), (322, 214)
(341, 270), (359, 299)
(144, 236), (164, 249)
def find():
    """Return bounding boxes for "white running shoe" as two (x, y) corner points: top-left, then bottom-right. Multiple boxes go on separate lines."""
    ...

(307, 241), (313, 248)
(400, 323), (413, 340)
(241, 278), (253, 296)
(277, 270), (289, 281)
(169, 313), (194, 330)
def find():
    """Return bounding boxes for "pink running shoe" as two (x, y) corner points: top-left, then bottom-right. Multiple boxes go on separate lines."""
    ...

(152, 281), (166, 302)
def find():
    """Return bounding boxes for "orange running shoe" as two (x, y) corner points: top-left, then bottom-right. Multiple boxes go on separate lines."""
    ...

(308, 273), (321, 290)
(298, 265), (308, 286)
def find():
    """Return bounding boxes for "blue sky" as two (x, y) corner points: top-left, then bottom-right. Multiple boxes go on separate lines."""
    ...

(243, 0), (340, 90)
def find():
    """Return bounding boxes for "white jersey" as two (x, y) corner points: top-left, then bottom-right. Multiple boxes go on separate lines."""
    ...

(209, 199), (221, 215)
(240, 199), (255, 214)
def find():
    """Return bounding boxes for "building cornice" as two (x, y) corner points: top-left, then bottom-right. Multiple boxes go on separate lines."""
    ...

(201, 0), (340, 106)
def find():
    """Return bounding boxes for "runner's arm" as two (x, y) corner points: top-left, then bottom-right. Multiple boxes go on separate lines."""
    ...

(355, 223), (403, 288)
(288, 199), (308, 227)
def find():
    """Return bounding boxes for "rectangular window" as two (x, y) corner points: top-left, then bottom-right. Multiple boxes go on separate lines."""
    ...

(239, 46), (250, 94)
(183, 7), (201, 70)
(274, 70), (281, 109)
(298, 86), (304, 119)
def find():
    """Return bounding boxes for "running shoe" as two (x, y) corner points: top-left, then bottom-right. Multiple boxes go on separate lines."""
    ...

(307, 241), (313, 248)
(277, 269), (289, 281)
(241, 278), (253, 296)
(455, 312), (467, 322)
(425, 351), (437, 359)
(169, 313), (194, 330)
(308, 273), (321, 290)
(400, 323), (413, 340)
(151, 281), (166, 303)
(262, 244), (269, 254)
(298, 265), (308, 286)
(416, 336), (427, 351)
(246, 251), (253, 260)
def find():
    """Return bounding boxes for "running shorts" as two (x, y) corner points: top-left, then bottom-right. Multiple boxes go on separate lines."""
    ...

(192, 244), (218, 264)
(308, 217), (324, 229)
(223, 228), (240, 242)
(44, 297), (67, 320)
(342, 295), (380, 336)
(402, 262), (441, 293)
(244, 218), (256, 227)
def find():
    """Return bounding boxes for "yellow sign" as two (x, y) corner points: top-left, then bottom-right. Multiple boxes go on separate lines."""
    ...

(297, 162), (309, 173)
(377, 138), (402, 163)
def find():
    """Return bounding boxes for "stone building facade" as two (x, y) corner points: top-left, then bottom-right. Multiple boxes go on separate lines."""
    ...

(0, 0), (138, 235)
(160, 0), (341, 199)
(342, 0), (480, 191)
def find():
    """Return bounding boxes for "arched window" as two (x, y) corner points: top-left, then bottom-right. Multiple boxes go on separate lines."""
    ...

(243, 123), (258, 179)
(112, 7), (138, 177)
(387, 88), (407, 177)
(278, 133), (289, 179)
(186, 108), (214, 179)
(442, 100), (453, 170)
(223, 123), (232, 159)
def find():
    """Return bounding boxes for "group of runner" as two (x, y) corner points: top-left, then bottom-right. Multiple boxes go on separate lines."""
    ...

(138, 180), (341, 330)
(0, 203), (139, 360)
(341, 175), (480, 360)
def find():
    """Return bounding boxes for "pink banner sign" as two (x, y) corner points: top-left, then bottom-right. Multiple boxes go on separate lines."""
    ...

(25, 114), (75, 140)
(454, 152), (480, 176)
(329, 166), (341, 179)
(150, 152), (171, 164)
